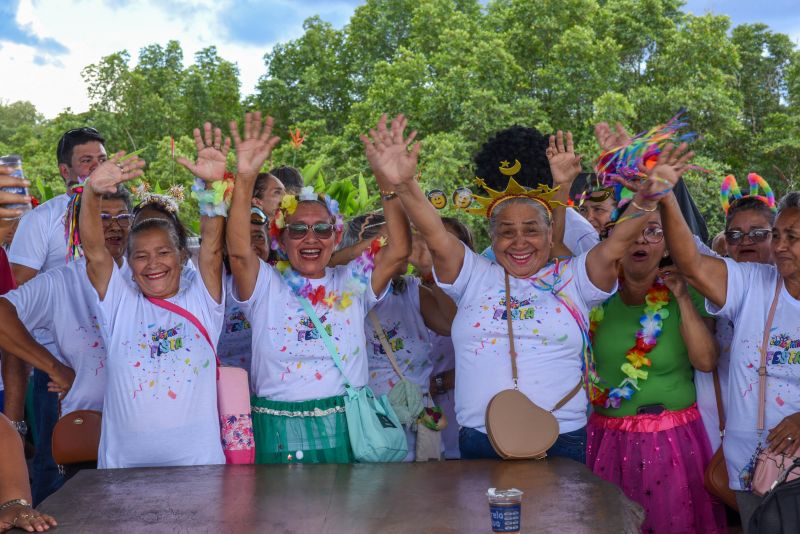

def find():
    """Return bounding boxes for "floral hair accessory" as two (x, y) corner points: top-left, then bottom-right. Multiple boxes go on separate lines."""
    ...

(137, 192), (179, 215)
(720, 173), (776, 214)
(268, 188), (344, 251)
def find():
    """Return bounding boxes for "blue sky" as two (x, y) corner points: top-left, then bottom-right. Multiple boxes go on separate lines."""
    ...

(1, 0), (798, 118)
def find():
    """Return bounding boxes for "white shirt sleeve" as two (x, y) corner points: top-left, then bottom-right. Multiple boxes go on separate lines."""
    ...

(705, 258), (776, 323)
(567, 252), (617, 311)
(7, 208), (51, 270)
(2, 267), (60, 330)
(232, 261), (275, 314)
(433, 242), (486, 305)
(564, 208), (600, 255)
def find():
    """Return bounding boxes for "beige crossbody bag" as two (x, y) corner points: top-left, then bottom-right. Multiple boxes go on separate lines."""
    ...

(485, 272), (583, 460)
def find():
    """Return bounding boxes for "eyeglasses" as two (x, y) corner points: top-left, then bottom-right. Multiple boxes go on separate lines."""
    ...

(285, 223), (335, 240)
(100, 213), (133, 228)
(640, 226), (664, 244)
(251, 207), (268, 226)
(725, 228), (771, 245)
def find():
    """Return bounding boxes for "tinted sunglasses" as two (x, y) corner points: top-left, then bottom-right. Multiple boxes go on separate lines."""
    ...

(251, 207), (268, 225)
(100, 213), (133, 227)
(725, 228), (771, 245)
(57, 127), (102, 161)
(285, 223), (335, 240)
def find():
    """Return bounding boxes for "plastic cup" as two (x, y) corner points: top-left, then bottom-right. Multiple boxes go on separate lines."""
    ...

(487, 487), (523, 533)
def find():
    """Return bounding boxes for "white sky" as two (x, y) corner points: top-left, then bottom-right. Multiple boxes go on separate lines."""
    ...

(1, 0), (798, 119)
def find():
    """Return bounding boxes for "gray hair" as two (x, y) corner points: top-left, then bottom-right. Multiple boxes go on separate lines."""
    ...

(127, 218), (183, 261)
(777, 192), (800, 213)
(488, 197), (552, 237)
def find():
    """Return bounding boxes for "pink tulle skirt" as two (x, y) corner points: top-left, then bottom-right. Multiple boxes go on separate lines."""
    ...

(586, 404), (727, 534)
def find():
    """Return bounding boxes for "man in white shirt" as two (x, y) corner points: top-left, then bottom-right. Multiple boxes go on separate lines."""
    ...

(2, 127), (107, 504)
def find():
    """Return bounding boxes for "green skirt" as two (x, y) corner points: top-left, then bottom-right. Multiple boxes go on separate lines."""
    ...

(251, 394), (355, 464)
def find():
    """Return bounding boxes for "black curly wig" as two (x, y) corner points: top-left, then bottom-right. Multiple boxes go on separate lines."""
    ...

(473, 125), (552, 190)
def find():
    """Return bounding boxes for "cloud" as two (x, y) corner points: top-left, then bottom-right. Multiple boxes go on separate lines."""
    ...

(0, 0), (68, 55)
(219, 0), (362, 46)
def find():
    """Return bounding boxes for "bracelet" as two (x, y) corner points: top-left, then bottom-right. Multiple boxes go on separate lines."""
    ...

(191, 178), (230, 217)
(434, 374), (447, 395)
(380, 190), (398, 201)
(631, 199), (658, 212)
(0, 499), (31, 512)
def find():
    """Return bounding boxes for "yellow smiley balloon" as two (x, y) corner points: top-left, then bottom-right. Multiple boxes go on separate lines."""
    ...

(427, 189), (447, 209)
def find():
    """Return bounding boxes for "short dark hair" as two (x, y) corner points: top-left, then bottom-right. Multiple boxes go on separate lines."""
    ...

(101, 186), (132, 212)
(726, 196), (776, 228)
(441, 216), (475, 251)
(269, 166), (304, 194)
(341, 212), (385, 250)
(253, 173), (278, 200)
(57, 127), (105, 165)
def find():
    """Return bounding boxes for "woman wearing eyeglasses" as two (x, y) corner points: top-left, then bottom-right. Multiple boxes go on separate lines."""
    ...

(586, 200), (727, 533)
(696, 190), (776, 455)
(226, 113), (411, 464)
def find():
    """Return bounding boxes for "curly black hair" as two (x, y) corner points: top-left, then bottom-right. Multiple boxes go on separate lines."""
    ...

(473, 125), (552, 190)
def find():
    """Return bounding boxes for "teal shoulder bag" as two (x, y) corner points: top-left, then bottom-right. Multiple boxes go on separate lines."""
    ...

(298, 297), (407, 462)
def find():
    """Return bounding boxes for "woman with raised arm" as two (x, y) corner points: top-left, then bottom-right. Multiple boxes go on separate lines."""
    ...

(659, 161), (800, 528)
(226, 113), (411, 464)
(385, 130), (666, 462)
(80, 123), (228, 469)
(585, 144), (725, 534)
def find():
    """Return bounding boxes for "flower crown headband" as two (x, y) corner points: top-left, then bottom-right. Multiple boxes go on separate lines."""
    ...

(720, 173), (777, 214)
(135, 192), (180, 215)
(268, 185), (344, 251)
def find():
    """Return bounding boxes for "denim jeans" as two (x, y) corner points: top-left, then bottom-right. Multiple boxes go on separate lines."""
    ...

(31, 368), (64, 505)
(459, 425), (587, 464)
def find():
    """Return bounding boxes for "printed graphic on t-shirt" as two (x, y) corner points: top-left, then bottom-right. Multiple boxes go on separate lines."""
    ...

(769, 333), (800, 365)
(371, 322), (404, 354)
(225, 310), (251, 333)
(493, 295), (535, 321)
(149, 322), (185, 358)
(297, 313), (332, 341)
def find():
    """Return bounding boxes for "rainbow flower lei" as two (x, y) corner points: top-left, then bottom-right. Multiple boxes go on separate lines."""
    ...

(276, 237), (384, 311)
(587, 278), (671, 409)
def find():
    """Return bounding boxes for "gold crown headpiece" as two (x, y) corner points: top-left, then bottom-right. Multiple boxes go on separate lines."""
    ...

(465, 176), (563, 218)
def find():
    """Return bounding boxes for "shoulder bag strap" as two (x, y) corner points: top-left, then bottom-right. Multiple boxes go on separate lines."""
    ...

(712, 369), (725, 438)
(146, 296), (220, 379)
(505, 272), (583, 410)
(504, 272), (519, 390)
(297, 297), (353, 392)
(367, 310), (406, 381)
(757, 276), (783, 433)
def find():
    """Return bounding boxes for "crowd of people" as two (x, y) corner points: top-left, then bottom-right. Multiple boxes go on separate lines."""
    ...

(0, 110), (798, 534)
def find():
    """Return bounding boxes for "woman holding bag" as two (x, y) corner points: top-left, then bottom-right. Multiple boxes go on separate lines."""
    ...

(658, 167), (800, 529)
(226, 113), (412, 464)
(80, 122), (230, 469)
(383, 130), (681, 462)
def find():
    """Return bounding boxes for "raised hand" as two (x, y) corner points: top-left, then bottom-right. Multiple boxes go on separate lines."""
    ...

(647, 142), (694, 188)
(229, 112), (280, 178)
(360, 114), (420, 187)
(176, 122), (231, 182)
(87, 151), (146, 194)
(546, 130), (582, 186)
(595, 122), (631, 152)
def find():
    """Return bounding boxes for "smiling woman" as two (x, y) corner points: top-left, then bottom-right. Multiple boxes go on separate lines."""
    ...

(225, 112), (412, 464)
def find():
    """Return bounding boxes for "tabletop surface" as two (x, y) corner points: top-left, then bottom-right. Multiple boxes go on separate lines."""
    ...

(37, 458), (644, 533)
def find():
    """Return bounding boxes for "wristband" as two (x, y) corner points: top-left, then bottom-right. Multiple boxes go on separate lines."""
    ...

(380, 190), (398, 201)
(191, 177), (232, 217)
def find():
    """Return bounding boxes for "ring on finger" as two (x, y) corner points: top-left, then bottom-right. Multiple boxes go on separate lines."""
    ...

(788, 436), (794, 442)
(213, 145), (221, 150)
(116, 163), (124, 170)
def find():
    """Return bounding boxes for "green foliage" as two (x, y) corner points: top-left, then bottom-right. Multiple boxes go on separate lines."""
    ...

(2, 0), (799, 243)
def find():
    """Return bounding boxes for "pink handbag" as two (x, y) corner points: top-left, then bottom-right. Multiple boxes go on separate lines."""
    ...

(750, 278), (800, 496)
(148, 297), (255, 464)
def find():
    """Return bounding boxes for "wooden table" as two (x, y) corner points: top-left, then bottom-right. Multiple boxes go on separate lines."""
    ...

(37, 459), (644, 533)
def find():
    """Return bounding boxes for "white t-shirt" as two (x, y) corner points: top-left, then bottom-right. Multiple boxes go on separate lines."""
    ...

(437, 244), (613, 434)
(565, 207), (600, 255)
(96, 263), (225, 469)
(696, 319), (733, 452)
(237, 261), (382, 402)
(365, 276), (433, 396)
(7, 193), (71, 352)
(217, 274), (253, 371)
(706, 259), (800, 490)
(4, 259), (107, 414)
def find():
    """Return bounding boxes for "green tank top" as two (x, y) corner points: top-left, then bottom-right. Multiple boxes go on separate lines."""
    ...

(592, 287), (709, 417)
